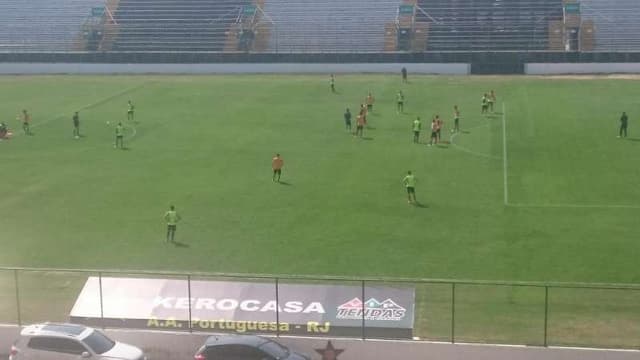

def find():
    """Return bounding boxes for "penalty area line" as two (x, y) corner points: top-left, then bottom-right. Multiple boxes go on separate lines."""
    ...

(449, 122), (501, 160)
(502, 102), (509, 206)
(508, 203), (640, 210)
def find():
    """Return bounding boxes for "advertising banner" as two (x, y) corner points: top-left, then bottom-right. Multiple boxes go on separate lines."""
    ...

(70, 277), (415, 339)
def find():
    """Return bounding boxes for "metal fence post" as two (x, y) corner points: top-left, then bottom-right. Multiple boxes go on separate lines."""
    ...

(544, 286), (549, 347)
(451, 283), (456, 343)
(361, 280), (366, 340)
(187, 275), (193, 333)
(14, 269), (21, 327)
(98, 272), (104, 329)
(275, 278), (280, 337)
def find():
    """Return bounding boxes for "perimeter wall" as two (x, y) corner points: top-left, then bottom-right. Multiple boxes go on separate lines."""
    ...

(1, 52), (640, 74)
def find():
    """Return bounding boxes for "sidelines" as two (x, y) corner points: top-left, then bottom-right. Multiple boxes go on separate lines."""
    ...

(502, 102), (509, 205)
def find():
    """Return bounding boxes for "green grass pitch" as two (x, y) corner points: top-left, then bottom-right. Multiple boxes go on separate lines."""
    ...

(2, 74), (640, 347)
(1, 74), (640, 282)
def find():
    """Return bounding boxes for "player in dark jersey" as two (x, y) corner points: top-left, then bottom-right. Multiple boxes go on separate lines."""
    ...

(72, 112), (80, 139)
(619, 112), (629, 138)
(344, 108), (352, 131)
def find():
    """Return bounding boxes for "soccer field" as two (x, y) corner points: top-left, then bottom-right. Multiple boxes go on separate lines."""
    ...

(1, 74), (639, 284)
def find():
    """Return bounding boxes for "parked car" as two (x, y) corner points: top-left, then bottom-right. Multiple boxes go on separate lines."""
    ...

(194, 334), (309, 360)
(9, 323), (146, 360)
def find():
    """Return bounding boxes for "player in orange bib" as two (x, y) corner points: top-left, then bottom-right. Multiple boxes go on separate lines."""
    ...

(429, 117), (438, 146)
(272, 153), (284, 182)
(0, 122), (10, 140)
(366, 92), (375, 112)
(20, 109), (31, 135)
(355, 114), (365, 137)
(359, 104), (368, 125)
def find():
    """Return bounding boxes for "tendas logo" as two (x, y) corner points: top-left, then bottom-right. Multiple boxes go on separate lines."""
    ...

(336, 298), (406, 321)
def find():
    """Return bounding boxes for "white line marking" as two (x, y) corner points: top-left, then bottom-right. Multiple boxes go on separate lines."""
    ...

(126, 123), (137, 141)
(502, 102), (509, 205)
(508, 203), (640, 210)
(449, 121), (501, 160)
(11, 83), (148, 138)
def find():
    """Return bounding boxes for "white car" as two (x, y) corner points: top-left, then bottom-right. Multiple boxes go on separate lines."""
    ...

(9, 323), (145, 360)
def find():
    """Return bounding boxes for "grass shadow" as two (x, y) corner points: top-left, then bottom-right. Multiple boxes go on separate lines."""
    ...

(172, 241), (190, 248)
(278, 181), (293, 186)
(625, 138), (640, 142)
(361, 137), (374, 141)
(414, 202), (428, 208)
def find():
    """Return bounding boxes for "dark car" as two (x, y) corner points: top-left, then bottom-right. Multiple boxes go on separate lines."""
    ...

(194, 335), (309, 360)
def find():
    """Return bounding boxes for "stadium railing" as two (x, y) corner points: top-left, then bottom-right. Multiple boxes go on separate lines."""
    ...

(1, 267), (639, 349)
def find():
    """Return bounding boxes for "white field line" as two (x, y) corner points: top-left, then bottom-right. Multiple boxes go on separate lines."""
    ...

(11, 82), (149, 137)
(126, 123), (137, 141)
(502, 102), (509, 206)
(449, 122), (501, 160)
(502, 101), (640, 210)
(508, 203), (640, 210)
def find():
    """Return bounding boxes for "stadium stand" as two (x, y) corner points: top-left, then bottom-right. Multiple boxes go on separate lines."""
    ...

(0, 0), (105, 52)
(263, 0), (399, 53)
(0, 0), (638, 53)
(580, 0), (640, 51)
(415, 0), (564, 51)
(109, 0), (253, 51)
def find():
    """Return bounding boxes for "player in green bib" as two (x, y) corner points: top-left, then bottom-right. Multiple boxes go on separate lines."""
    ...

(412, 117), (421, 143)
(164, 205), (182, 243)
(115, 122), (124, 149)
(396, 90), (405, 114)
(403, 171), (417, 204)
(127, 100), (135, 121)
(452, 105), (460, 133)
